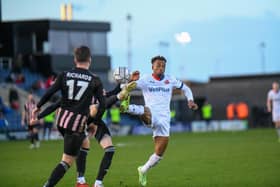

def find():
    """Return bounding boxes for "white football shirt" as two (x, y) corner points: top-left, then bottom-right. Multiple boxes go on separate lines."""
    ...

(136, 74), (194, 116)
(268, 89), (280, 113)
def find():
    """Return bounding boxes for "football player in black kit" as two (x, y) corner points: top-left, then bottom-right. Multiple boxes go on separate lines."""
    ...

(32, 75), (137, 187)
(33, 46), (106, 187)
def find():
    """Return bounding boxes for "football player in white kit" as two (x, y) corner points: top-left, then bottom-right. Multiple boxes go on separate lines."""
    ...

(120, 56), (198, 186)
(267, 81), (280, 142)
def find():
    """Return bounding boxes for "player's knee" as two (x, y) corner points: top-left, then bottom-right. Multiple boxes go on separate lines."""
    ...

(82, 137), (90, 148)
(62, 154), (75, 166)
(104, 145), (115, 153)
(100, 134), (113, 148)
(60, 161), (70, 171)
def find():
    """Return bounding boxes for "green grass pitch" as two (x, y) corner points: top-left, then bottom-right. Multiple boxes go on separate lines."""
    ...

(0, 128), (280, 187)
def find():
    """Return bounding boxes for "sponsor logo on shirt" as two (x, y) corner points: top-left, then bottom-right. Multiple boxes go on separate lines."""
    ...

(164, 80), (170, 84)
(148, 87), (170, 92)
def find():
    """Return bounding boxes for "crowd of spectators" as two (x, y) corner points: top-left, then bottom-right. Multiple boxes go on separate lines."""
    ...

(4, 53), (56, 95)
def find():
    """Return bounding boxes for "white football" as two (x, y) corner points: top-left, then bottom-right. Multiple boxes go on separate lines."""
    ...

(113, 67), (131, 83)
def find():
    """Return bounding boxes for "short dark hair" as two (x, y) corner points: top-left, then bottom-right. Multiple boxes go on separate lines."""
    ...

(74, 46), (91, 63)
(151, 55), (167, 64)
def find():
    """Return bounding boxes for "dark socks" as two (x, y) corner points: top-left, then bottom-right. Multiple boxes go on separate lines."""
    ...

(96, 146), (115, 181)
(76, 147), (89, 177)
(44, 161), (70, 187)
(30, 133), (34, 144)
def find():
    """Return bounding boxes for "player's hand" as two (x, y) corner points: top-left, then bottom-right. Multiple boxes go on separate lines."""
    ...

(130, 71), (140, 81)
(267, 107), (271, 113)
(89, 104), (98, 117)
(188, 100), (198, 110)
(30, 118), (39, 126)
(32, 107), (40, 118)
(87, 123), (97, 137)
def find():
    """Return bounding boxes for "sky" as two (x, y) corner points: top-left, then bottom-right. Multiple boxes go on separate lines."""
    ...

(2, 0), (280, 81)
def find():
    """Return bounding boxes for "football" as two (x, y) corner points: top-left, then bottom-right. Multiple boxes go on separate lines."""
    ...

(113, 67), (131, 83)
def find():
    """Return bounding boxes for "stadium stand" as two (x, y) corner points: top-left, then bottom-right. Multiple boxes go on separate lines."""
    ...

(0, 67), (45, 133)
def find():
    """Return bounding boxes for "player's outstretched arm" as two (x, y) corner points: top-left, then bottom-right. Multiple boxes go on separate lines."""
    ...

(31, 100), (61, 125)
(37, 73), (62, 108)
(180, 83), (198, 110)
(106, 84), (121, 97)
(21, 110), (25, 126)
(105, 95), (119, 109)
(188, 100), (198, 110)
(130, 70), (140, 81)
(106, 70), (140, 97)
(38, 100), (61, 119)
(267, 98), (272, 112)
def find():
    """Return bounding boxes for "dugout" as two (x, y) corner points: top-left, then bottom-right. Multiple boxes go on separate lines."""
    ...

(0, 19), (111, 85)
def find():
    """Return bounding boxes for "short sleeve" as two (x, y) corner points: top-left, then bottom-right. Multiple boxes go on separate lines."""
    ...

(136, 75), (148, 89)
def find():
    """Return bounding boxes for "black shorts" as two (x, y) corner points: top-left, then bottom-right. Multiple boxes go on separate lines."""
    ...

(57, 126), (86, 156)
(95, 120), (111, 143)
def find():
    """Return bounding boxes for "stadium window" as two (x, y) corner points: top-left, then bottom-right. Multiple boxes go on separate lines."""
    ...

(88, 32), (107, 55)
(68, 31), (89, 53)
(48, 30), (69, 54)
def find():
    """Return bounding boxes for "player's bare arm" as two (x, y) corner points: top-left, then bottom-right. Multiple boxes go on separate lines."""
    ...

(267, 98), (272, 112)
(21, 110), (25, 126)
(130, 70), (140, 81)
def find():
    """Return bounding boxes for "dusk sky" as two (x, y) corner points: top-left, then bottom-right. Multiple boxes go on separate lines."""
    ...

(2, 0), (280, 81)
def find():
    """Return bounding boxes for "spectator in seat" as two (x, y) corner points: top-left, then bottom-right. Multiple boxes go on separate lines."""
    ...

(45, 73), (57, 89)
(8, 87), (20, 110)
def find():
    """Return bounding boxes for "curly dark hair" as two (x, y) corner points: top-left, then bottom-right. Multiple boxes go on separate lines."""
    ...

(151, 55), (167, 64)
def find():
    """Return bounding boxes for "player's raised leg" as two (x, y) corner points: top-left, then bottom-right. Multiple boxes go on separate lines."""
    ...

(120, 100), (152, 127)
(118, 81), (137, 100)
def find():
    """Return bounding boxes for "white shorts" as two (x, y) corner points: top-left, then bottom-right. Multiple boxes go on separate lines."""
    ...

(150, 112), (170, 137)
(272, 111), (280, 122)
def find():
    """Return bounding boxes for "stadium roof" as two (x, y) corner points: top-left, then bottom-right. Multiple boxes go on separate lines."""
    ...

(0, 19), (110, 32)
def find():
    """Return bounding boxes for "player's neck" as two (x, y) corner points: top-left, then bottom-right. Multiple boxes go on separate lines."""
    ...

(152, 73), (164, 81)
(76, 62), (90, 69)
